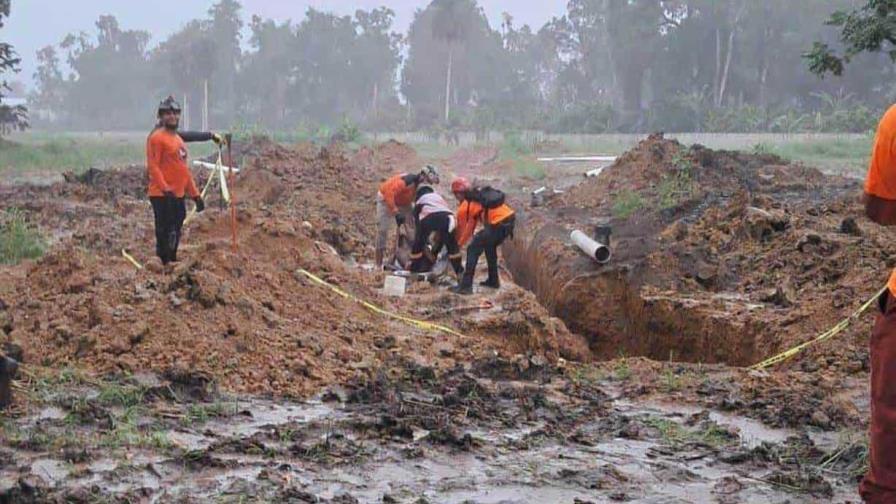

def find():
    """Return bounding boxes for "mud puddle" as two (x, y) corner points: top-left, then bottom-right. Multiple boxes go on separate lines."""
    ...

(1, 364), (859, 503)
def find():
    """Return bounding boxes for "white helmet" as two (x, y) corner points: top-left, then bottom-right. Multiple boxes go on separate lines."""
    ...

(421, 164), (440, 185)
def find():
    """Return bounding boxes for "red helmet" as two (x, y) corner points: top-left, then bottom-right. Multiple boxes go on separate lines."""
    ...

(451, 177), (471, 194)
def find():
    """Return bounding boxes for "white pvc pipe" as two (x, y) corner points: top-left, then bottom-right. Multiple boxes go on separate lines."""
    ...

(571, 230), (611, 264)
(538, 156), (617, 162)
(585, 167), (605, 177)
(193, 160), (240, 173)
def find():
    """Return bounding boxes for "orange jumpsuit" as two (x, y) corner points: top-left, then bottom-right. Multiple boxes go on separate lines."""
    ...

(861, 103), (896, 503)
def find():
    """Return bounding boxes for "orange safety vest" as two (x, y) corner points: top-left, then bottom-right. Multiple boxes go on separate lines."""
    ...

(454, 199), (514, 247)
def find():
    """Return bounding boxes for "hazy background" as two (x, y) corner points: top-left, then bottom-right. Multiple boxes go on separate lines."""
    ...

(6, 0), (563, 88)
(2, 0), (893, 139)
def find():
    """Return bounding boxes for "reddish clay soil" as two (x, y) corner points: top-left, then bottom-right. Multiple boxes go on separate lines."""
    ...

(0, 140), (585, 398)
(504, 133), (892, 374)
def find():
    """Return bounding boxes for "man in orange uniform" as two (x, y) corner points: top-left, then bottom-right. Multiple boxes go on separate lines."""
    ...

(861, 103), (896, 503)
(375, 165), (440, 267)
(147, 96), (222, 265)
(451, 177), (476, 248)
(449, 179), (515, 295)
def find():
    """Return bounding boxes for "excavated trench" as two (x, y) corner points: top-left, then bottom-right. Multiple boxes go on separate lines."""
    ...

(502, 210), (771, 367)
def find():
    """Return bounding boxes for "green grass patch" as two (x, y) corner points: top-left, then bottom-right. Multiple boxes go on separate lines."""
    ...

(0, 132), (218, 178)
(660, 368), (683, 393)
(182, 401), (238, 427)
(0, 209), (47, 264)
(101, 405), (171, 450)
(613, 360), (632, 381)
(612, 190), (645, 219)
(97, 383), (146, 408)
(510, 156), (546, 180)
(643, 416), (735, 449)
(759, 135), (872, 177)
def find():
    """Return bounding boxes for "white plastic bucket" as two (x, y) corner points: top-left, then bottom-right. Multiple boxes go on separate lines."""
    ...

(383, 275), (407, 297)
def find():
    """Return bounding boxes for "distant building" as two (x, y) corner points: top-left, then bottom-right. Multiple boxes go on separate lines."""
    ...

(0, 97), (27, 108)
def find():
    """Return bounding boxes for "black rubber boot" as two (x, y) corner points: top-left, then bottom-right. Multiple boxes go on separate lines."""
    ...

(452, 273), (474, 295)
(479, 279), (500, 289)
(451, 284), (473, 295)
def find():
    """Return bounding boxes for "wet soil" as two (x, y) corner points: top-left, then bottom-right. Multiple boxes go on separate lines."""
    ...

(502, 134), (889, 373)
(0, 359), (864, 503)
(0, 134), (878, 502)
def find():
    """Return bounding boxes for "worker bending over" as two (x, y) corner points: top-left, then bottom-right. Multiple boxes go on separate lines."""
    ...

(146, 96), (223, 265)
(409, 185), (464, 277)
(450, 180), (515, 295)
(860, 103), (896, 503)
(376, 165), (440, 267)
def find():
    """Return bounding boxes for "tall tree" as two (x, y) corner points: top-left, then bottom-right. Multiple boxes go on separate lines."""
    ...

(151, 20), (217, 126)
(206, 0), (243, 125)
(60, 15), (151, 129)
(431, 0), (474, 122)
(403, 0), (511, 128)
(807, 0), (896, 77)
(0, 0), (27, 134)
(354, 7), (403, 120)
(31, 46), (65, 120)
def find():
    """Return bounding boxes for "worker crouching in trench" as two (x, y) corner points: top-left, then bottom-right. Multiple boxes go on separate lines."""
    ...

(409, 185), (464, 278)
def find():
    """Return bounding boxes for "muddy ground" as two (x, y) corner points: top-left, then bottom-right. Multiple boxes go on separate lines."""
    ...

(0, 135), (880, 502)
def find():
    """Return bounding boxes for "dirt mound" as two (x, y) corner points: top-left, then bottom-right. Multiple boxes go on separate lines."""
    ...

(350, 139), (422, 179)
(506, 133), (889, 370)
(0, 138), (584, 398)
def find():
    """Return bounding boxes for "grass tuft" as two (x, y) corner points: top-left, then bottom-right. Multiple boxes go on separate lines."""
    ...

(612, 190), (645, 220)
(0, 209), (46, 264)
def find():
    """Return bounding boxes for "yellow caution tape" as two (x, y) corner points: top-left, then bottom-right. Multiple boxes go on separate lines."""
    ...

(297, 268), (466, 338)
(749, 286), (887, 370)
(121, 249), (143, 270)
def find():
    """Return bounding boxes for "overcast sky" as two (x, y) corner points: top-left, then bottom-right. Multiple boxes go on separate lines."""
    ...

(5, 1), (565, 90)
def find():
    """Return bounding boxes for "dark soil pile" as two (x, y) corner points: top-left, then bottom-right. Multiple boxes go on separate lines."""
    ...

(506, 133), (894, 371)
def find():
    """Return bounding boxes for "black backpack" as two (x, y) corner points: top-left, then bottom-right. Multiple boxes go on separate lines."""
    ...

(471, 186), (506, 209)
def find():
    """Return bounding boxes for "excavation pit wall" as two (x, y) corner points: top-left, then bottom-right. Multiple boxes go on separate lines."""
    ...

(497, 133), (887, 370)
(502, 212), (771, 367)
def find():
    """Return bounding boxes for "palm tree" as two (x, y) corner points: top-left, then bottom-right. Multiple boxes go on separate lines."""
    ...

(431, 0), (471, 122)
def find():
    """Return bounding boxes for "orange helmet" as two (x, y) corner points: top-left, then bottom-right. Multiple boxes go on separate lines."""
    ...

(451, 177), (471, 194)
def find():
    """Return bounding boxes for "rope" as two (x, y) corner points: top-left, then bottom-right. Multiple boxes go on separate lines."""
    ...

(749, 286), (886, 370)
(297, 268), (466, 338)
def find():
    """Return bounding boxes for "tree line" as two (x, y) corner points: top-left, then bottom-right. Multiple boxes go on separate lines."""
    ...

(22, 0), (896, 134)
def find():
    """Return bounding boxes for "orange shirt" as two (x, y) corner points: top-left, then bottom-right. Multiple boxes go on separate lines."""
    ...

(865, 105), (896, 295)
(866, 104), (896, 200)
(379, 174), (416, 214)
(454, 199), (515, 247)
(146, 128), (200, 198)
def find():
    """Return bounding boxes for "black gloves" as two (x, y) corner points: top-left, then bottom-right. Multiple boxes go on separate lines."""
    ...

(193, 196), (205, 213)
(395, 214), (405, 226)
